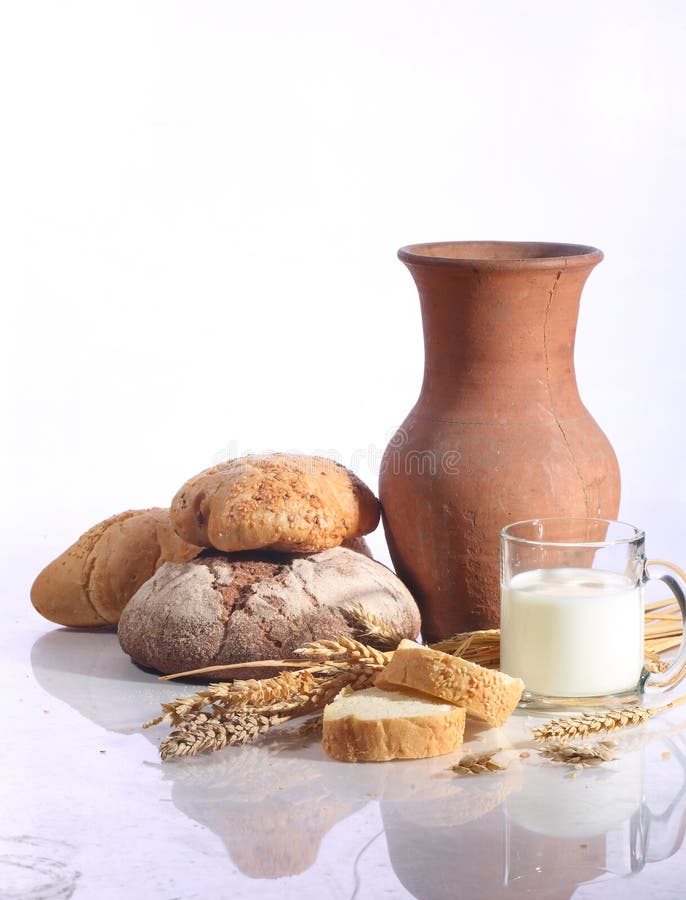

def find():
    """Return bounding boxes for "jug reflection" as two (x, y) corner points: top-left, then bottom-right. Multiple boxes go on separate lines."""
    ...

(381, 773), (604, 898)
(504, 749), (642, 889)
(506, 737), (686, 881)
(382, 734), (686, 898)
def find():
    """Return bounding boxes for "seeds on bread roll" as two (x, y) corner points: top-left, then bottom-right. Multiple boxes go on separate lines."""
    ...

(322, 686), (467, 762)
(375, 639), (524, 727)
(31, 508), (202, 627)
(170, 454), (380, 554)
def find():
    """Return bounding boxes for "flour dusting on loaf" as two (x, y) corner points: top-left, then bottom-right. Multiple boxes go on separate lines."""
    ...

(118, 547), (421, 675)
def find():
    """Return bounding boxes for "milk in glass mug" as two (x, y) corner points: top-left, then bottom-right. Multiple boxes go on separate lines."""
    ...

(499, 518), (686, 708)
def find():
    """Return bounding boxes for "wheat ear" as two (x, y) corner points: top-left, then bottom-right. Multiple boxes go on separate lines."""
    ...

(347, 603), (406, 650)
(159, 712), (287, 760)
(152, 664), (376, 759)
(531, 693), (686, 743)
(293, 637), (391, 667)
(144, 669), (319, 728)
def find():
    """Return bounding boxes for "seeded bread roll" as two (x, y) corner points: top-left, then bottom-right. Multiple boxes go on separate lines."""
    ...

(375, 640), (523, 727)
(170, 454), (380, 553)
(31, 508), (202, 627)
(322, 686), (466, 762)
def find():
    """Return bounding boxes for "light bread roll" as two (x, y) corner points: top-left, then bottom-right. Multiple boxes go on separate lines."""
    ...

(322, 686), (466, 762)
(375, 639), (523, 727)
(31, 508), (202, 627)
(170, 454), (380, 553)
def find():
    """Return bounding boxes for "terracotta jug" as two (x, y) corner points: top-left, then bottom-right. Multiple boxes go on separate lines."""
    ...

(379, 241), (620, 641)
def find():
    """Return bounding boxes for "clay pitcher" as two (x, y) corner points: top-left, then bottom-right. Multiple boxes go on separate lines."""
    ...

(379, 241), (620, 641)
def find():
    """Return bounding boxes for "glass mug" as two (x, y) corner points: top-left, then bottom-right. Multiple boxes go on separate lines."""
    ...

(499, 518), (686, 708)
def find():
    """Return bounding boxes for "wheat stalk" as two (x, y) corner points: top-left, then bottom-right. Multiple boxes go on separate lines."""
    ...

(150, 662), (376, 758)
(428, 596), (682, 672)
(532, 707), (652, 742)
(451, 749), (506, 775)
(431, 630), (500, 668)
(531, 693), (686, 743)
(146, 635), (388, 759)
(144, 669), (320, 728)
(148, 592), (684, 761)
(539, 739), (618, 768)
(304, 667), (376, 709)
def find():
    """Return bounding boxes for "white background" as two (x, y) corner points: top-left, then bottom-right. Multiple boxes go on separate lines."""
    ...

(3, 0), (686, 594)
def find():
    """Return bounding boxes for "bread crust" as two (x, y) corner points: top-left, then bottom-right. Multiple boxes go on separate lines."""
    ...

(170, 454), (380, 553)
(117, 547), (421, 675)
(322, 687), (466, 762)
(31, 508), (202, 627)
(376, 640), (523, 727)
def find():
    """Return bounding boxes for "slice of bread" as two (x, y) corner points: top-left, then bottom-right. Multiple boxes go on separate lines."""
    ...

(321, 686), (466, 762)
(375, 639), (523, 728)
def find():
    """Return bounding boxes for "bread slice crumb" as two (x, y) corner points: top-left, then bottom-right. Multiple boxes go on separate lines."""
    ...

(321, 686), (466, 762)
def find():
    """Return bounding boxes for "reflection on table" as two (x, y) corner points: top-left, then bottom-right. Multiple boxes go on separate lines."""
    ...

(29, 625), (686, 894)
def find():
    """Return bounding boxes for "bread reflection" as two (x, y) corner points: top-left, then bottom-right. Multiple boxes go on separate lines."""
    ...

(164, 726), (520, 880)
(162, 742), (365, 878)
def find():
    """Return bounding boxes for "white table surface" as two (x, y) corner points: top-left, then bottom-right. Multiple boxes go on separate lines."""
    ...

(6, 595), (686, 900)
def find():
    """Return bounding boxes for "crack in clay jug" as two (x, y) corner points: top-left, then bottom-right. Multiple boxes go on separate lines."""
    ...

(379, 241), (621, 641)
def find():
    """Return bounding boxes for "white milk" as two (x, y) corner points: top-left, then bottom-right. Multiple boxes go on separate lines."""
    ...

(500, 567), (644, 697)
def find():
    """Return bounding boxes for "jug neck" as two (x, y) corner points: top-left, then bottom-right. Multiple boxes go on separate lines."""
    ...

(399, 242), (603, 423)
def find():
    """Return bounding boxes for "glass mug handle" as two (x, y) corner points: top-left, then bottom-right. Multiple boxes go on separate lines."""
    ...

(642, 559), (686, 691)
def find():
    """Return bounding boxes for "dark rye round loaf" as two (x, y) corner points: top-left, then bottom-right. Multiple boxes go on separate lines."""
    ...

(117, 546), (421, 676)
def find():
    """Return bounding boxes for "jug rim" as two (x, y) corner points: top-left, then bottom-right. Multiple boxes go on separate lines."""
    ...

(398, 240), (603, 269)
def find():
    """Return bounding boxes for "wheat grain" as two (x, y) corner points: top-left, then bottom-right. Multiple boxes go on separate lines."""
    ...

(451, 749), (506, 775)
(644, 651), (670, 674)
(430, 630), (501, 668)
(538, 740), (617, 768)
(306, 667), (373, 708)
